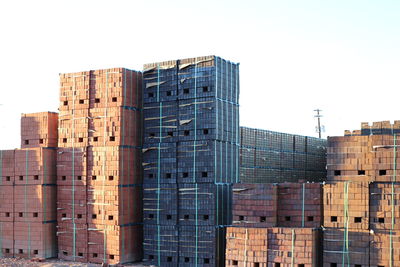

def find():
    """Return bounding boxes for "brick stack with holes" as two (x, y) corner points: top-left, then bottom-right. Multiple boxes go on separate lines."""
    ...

(57, 68), (143, 264)
(239, 127), (327, 184)
(324, 120), (400, 267)
(0, 112), (58, 259)
(227, 183), (322, 267)
(142, 56), (239, 267)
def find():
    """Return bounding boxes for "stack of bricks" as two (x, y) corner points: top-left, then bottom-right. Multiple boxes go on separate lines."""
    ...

(142, 56), (239, 267)
(324, 120), (400, 266)
(227, 182), (322, 266)
(57, 68), (143, 264)
(225, 227), (321, 267)
(240, 126), (327, 184)
(0, 112), (58, 259)
(21, 112), (58, 148)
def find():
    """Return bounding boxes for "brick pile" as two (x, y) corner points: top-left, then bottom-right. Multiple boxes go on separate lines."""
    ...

(21, 112), (58, 148)
(324, 121), (400, 267)
(0, 112), (58, 259)
(57, 68), (142, 265)
(225, 227), (321, 267)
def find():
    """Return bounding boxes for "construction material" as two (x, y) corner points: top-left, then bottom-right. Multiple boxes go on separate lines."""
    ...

(142, 55), (240, 267)
(240, 127), (327, 183)
(21, 112), (58, 148)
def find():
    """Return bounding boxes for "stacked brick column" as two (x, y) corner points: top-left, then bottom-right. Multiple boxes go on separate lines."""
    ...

(57, 68), (143, 264)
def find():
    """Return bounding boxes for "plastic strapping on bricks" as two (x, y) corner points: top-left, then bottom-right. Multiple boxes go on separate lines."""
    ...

(24, 149), (32, 258)
(156, 64), (161, 266)
(0, 222), (2, 257)
(193, 58), (199, 266)
(390, 133), (397, 267)
(342, 181), (350, 267)
(302, 183), (305, 227)
(0, 150), (3, 186)
(291, 228), (295, 267)
(120, 69), (127, 262)
(244, 228), (248, 266)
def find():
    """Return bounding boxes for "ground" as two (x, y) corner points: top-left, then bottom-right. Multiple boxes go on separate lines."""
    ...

(0, 258), (147, 267)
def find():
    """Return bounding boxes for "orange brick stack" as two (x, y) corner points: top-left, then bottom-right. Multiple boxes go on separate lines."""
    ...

(232, 183), (277, 227)
(225, 227), (321, 267)
(324, 121), (400, 266)
(13, 148), (57, 259)
(225, 227), (268, 267)
(21, 112), (58, 148)
(57, 68), (142, 265)
(0, 150), (15, 257)
(277, 183), (322, 228)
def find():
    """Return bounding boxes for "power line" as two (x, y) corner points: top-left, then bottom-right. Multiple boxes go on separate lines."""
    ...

(314, 109), (323, 139)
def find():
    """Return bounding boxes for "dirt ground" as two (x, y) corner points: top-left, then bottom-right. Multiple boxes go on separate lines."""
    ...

(0, 258), (147, 267)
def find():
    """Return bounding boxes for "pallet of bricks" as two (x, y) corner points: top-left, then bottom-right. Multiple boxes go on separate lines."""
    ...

(324, 120), (400, 267)
(239, 127), (327, 184)
(57, 68), (143, 264)
(0, 112), (58, 259)
(142, 56), (239, 267)
(226, 183), (322, 267)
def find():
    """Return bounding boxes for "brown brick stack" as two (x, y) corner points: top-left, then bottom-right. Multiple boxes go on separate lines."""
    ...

(277, 183), (322, 228)
(232, 183), (277, 227)
(57, 68), (142, 265)
(324, 121), (400, 267)
(21, 112), (58, 148)
(225, 227), (268, 267)
(0, 150), (15, 257)
(225, 227), (321, 267)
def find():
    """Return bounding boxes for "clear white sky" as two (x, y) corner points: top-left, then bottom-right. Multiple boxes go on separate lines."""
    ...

(1, 0), (400, 149)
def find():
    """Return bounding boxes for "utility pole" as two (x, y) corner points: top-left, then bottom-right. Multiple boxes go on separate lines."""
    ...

(314, 109), (323, 138)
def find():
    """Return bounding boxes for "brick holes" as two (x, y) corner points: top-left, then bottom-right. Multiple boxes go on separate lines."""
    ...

(148, 174), (154, 179)
(379, 170), (387, 176)
(203, 215), (209, 220)
(148, 93), (154, 98)
(77, 176), (82, 180)
(204, 258), (210, 264)
(298, 265), (305, 267)
(355, 265), (361, 267)
(260, 216), (266, 222)
(6, 176), (10, 181)
(112, 97), (117, 102)
(33, 250), (38, 255)
(166, 173), (172, 179)
(78, 138), (83, 143)
(92, 176), (97, 180)
(274, 263), (280, 267)
(33, 212), (38, 218)
(378, 217), (385, 223)
(93, 137), (98, 142)
(34, 175), (39, 180)
(77, 214), (82, 219)
(95, 98), (100, 103)
(109, 255), (115, 260)
(354, 217), (362, 223)
(108, 215), (114, 220)
(63, 251), (68, 256)
(79, 99), (84, 104)
(93, 253), (98, 258)
(166, 91), (172, 96)
(331, 216), (338, 222)
(167, 131), (173, 137)
(334, 170), (341, 176)
(63, 138), (67, 143)
(19, 176), (23, 181)
(109, 136), (115, 141)
(167, 256), (173, 262)
(5, 212), (10, 217)
(78, 252), (83, 257)
(19, 212), (23, 217)
(62, 213), (66, 218)
(307, 216), (314, 222)
(254, 263), (260, 267)
(184, 215), (190, 220)
(148, 214), (154, 219)
(184, 257), (190, 262)
(149, 255), (154, 260)
(166, 215), (172, 220)
(39, 139), (44, 144)
(232, 260), (238, 266)
(5, 249), (10, 253)
(108, 176), (114, 181)
(183, 88), (189, 94)
(183, 172), (189, 178)
(285, 216), (291, 221)
(61, 176), (66, 181)
(184, 130), (190, 136)
(19, 249), (24, 254)
(239, 215), (244, 221)
(149, 133), (155, 137)
(202, 86), (209, 92)
(203, 129), (209, 135)
(358, 170), (365, 175)
(24, 140), (29, 145)
(202, 172), (208, 178)
(63, 101), (68, 106)
(92, 214), (97, 219)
